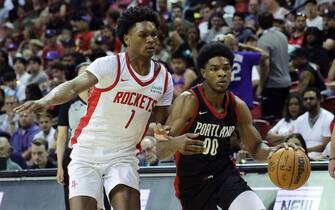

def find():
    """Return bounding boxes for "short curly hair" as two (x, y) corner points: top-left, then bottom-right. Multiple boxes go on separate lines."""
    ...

(197, 42), (234, 71)
(116, 7), (160, 47)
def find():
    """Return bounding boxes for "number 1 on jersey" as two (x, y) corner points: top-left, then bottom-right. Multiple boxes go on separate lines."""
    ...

(125, 109), (135, 128)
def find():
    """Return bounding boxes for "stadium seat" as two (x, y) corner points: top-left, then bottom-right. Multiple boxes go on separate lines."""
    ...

(321, 96), (335, 113)
(251, 101), (262, 119)
(253, 119), (271, 139)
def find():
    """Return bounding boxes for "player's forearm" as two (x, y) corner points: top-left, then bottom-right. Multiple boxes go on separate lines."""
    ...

(56, 139), (66, 167)
(156, 140), (177, 160)
(250, 142), (271, 162)
(40, 81), (78, 106)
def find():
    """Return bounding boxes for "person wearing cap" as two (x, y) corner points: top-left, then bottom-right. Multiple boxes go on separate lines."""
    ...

(42, 28), (65, 60)
(290, 48), (326, 93)
(305, 0), (323, 30)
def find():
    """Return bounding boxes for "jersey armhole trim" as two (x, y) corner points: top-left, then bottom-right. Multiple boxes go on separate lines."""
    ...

(163, 68), (169, 94)
(231, 93), (240, 125)
(94, 54), (121, 92)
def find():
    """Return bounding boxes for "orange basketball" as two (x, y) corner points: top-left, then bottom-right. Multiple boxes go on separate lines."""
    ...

(268, 147), (311, 190)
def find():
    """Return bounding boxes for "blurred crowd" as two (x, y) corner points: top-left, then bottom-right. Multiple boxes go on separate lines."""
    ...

(0, 0), (335, 170)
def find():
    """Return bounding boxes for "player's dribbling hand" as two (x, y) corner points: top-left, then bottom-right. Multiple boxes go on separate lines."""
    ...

(173, 133), (205, 155)
(269, 143), (304, 158)
(13, 100), (47, 113)
(57, 167), (64, 185)
(328, 158), (335, 179)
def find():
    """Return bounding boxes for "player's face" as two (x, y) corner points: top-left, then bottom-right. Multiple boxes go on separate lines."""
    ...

(201, 56), (232, 93)
(124, 21), (158, 58)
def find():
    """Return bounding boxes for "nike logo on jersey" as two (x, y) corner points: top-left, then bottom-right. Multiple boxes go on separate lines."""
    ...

(199, 111), (208, 115)
(121, 78), (128, 82)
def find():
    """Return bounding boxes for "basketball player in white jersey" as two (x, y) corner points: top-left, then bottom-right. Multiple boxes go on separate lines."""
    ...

(14, 7), (204, 210)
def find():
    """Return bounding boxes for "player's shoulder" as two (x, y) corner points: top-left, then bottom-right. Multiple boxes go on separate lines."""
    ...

(92, 54), (119, 66)
(175, 91), (197, 107)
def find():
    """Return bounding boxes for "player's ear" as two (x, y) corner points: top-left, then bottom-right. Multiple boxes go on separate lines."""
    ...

(124, 34), (129, 47)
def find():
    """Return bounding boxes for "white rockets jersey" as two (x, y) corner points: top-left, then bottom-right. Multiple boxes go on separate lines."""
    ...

(70, 52), (173, 162)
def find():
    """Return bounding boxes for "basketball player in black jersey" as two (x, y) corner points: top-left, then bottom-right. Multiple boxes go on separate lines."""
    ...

(157, 42), (274, 210)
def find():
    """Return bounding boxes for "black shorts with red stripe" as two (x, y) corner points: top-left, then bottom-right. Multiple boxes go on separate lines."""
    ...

(176, 164), (251, 210)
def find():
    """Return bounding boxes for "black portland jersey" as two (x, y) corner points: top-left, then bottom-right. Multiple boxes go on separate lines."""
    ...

(175, 85), (240, 178)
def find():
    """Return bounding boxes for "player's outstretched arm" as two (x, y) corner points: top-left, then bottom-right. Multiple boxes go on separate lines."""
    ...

(14, 71), (98, 113)
(156, 92), (204, 160)
(236, 97), (272, 161)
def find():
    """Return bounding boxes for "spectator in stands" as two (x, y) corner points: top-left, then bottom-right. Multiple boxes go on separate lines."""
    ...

(293, 87), (334, 160)
(202, 12), (230, 43)
(40, 62), (67, 93)
(34, 112), (56, 151)
(289, 13), (306, 47)
(25, 83), (44, 101)
(302, 27), (330, 78)
(71, 12), (94, 53)
(186, 24), (206, 67)
(0, 134), (22, 171)
(104, 9), (120, 30)
(0, 88), (4, 113)
(170, 52), (197, 98)
(198, 3), (214, 40)
(0, 96), (19, 135)
(30, 138), (56, 169)
(321, 11), (335, 42)
(139, 136), (159, 166)
(245, 0), (260, 30)
(13, 57), (30, 88)
(26, 57), (48, 85)
(11, 111), (41, 160)
(291, 48), (326, 93)
(304, 0), (323, 30)
(262, 0), (289, 21)
(2, 71), (26, 102)
(257, 12), (291, 120)
(232, 13), (254, 43)
(223, 34), (268, 108)
(266, 93), (304, 145)
(42, 28), (64, 60)
(0, 50), (14, 80)
(285, 133), (308, 155)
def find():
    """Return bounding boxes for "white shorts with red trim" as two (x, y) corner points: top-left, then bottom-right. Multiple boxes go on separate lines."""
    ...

(68, 159), (139, 206)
